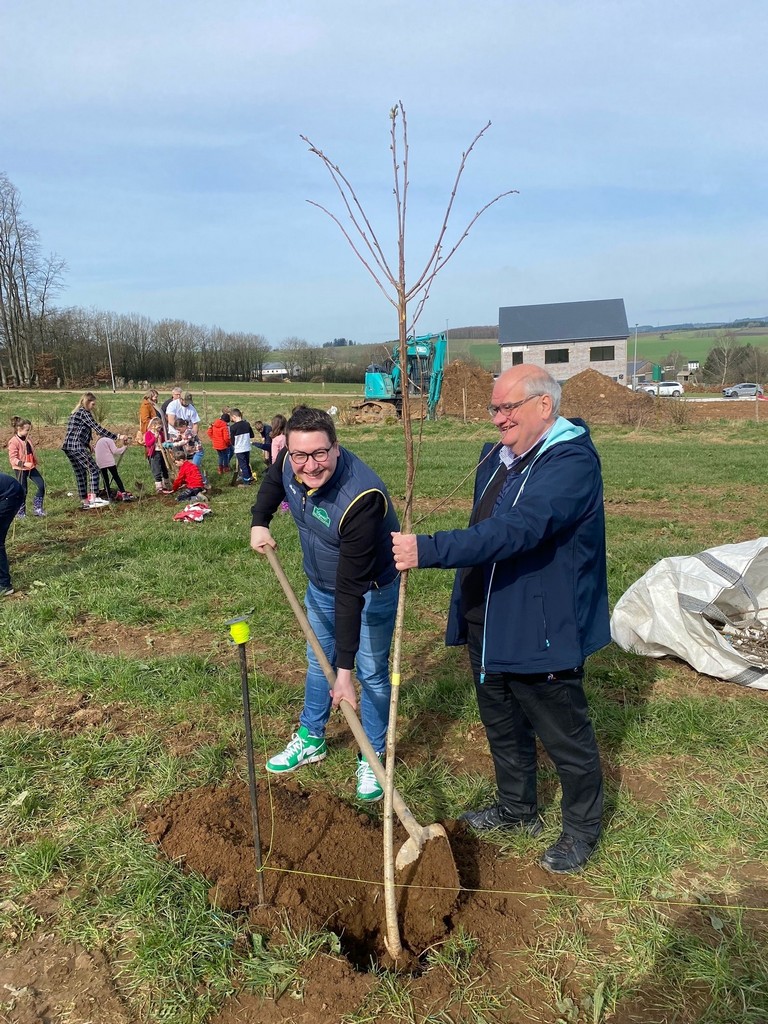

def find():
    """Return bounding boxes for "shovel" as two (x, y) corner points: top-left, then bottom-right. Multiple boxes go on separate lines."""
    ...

(263, 545), (456, 872)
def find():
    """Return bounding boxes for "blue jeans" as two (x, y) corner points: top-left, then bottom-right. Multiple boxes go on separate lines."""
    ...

(236, 451), (252, 482)
(300, 579), (399, 752)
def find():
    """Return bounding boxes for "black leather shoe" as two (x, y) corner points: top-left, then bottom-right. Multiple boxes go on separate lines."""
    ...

(540, 832), (598, 873)
(460, 804), (543, 836)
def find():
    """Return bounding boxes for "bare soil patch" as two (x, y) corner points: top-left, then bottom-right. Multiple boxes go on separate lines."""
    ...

(65, 614), (203, 660)
(0, 931), (136, 1024)
(0, 663), (219, 756)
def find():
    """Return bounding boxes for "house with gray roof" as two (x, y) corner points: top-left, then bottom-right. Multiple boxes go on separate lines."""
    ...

(498, 298), (629, 383)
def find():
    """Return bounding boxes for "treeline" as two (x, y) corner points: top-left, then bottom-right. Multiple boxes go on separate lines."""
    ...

(20, 309), (376, 387)
(0, 172), (377, 387)
(702, 334), (768, 387)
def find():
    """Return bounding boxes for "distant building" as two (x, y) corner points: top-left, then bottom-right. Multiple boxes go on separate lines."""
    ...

(498, 298), (629, 383)
(261, 362), (290, 379)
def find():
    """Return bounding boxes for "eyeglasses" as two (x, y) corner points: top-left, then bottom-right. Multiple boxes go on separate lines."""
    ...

(487, 394), (540, 418)
(288, 447), (333, 466)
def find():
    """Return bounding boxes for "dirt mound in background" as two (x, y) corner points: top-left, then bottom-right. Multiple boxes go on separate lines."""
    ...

(560, 369), (653, 425)
(439, 363), (653, 425)
(439, 361), (494, 420)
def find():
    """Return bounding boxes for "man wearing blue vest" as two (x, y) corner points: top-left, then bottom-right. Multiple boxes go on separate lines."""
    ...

(392, 365), (610, 873)
(250, 406), (400, 802)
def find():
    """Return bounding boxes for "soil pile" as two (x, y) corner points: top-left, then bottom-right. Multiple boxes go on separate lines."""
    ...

(439, 361), (494, 420)
(560, 369), (652, 425)
(145, 780), (461, 963)
(145, 778), (551, 970)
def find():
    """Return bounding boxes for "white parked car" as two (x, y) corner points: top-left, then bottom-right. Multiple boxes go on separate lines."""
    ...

(722, 382), (764, 398)
(638, 381), (684, 397)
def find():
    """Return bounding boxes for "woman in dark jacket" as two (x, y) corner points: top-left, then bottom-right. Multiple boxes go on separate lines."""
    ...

(61, 393), (128, 510)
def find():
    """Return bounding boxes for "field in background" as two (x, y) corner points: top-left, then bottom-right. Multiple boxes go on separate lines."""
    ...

(637, 328), (768, 366)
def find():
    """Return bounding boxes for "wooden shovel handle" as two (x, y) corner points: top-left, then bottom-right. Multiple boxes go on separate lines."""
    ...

(263, 545), (423, 840)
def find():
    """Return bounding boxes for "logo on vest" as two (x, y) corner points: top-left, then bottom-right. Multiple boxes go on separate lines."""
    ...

(312, 506), (331, 527)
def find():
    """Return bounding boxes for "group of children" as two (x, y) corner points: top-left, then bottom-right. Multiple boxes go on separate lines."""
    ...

(4, 403), (289, 520)
(206, 409), (287, 484)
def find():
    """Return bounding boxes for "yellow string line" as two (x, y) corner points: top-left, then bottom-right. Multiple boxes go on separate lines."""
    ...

(247, 861), (768, 916)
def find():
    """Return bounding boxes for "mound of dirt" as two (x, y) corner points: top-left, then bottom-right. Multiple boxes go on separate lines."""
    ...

(560, 369), (653, 425)
(145, 780), (461, 964)
(439, 361), (494, 420)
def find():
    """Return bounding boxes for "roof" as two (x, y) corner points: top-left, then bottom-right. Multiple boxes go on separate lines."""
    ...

(263, 362), (288, 371)
(498, 298), (629, 346)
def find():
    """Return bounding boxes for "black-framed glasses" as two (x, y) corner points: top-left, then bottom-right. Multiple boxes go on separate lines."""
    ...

(487, 394), (540, 418)
(288, 447), (333, 466)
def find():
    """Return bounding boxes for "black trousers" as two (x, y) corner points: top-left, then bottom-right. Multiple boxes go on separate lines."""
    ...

(100, 466), (126, 497)
(467, 622), (603, 842)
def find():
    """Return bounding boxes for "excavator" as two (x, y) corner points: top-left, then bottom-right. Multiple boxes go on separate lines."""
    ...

(352, 332), (447, 421)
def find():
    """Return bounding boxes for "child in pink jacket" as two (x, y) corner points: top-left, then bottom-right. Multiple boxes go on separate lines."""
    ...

(7, 417), (45, 518)
(94, 436), (132, 501)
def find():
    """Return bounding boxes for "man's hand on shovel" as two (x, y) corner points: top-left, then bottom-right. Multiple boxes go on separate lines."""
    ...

(331, 667), (357, 711)
(250, 525), (277, 553)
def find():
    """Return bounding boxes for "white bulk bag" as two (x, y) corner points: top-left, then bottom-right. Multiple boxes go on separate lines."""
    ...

(610, 538), (768, 689)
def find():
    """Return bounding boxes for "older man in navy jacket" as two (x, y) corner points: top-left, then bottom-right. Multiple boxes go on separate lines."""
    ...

(392, 365), (610, 873)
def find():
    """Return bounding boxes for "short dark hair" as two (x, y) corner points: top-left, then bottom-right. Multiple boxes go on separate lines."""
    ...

(231, 408), (242, 417)
(286, 405), (337, 445)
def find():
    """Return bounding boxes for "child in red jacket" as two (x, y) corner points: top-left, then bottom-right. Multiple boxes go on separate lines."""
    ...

(171, 452), (205, 502)
(207, 411), (232, 473)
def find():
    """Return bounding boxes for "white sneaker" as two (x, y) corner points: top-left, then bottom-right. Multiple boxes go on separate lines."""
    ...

(356, 753), (384, 802)
(86, 495), (110, 507)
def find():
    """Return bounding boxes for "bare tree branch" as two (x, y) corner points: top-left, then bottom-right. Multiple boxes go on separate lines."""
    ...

(301, 136), (396, 287)
(305, 200), (398, 310)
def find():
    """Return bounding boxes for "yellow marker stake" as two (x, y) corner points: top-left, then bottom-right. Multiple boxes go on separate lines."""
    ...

(229, 619), (251, 645)
(225, 615), (265, 905)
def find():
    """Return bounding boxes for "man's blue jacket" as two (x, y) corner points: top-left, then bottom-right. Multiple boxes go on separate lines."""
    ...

(415, 417), (610, 675)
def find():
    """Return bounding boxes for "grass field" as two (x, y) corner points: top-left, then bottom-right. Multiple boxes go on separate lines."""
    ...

(635, 329), (768, 367)
(1, 395), (767, 1022)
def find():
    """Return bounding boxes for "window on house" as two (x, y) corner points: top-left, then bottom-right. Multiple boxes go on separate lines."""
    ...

(544, 349), (569, 364)
(590, 346), (615, 362)
(512, 352), (523, 366)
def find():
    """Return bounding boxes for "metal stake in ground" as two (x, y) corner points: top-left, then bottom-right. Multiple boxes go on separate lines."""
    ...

(227, 615), (266, 905)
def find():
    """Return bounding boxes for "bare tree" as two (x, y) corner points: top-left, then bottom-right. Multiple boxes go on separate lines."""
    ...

(279, 336), (310, 378)
(704, 329), (739, 387)
(303, 103), (515, 955)
(0, 173), (66, 386)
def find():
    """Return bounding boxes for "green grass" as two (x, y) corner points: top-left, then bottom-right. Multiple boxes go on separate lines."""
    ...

(635, 328), (768, 367)
(2, 407), (768, 1021)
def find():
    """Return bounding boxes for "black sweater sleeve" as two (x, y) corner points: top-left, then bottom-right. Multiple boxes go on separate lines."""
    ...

(334, 490), (388, 670)
(250, 449), (289, 526)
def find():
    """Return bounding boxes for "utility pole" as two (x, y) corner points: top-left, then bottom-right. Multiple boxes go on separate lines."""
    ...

(632, 323), (638, 389)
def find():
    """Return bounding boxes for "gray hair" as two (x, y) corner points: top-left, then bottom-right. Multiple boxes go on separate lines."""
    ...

(521, 368), (561, 417)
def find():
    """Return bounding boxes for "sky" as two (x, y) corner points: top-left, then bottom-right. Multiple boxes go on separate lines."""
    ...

(2, 0), (766, 346)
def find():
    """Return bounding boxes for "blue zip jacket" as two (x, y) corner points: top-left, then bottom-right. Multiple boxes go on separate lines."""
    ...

(416, 417), (610, 674)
